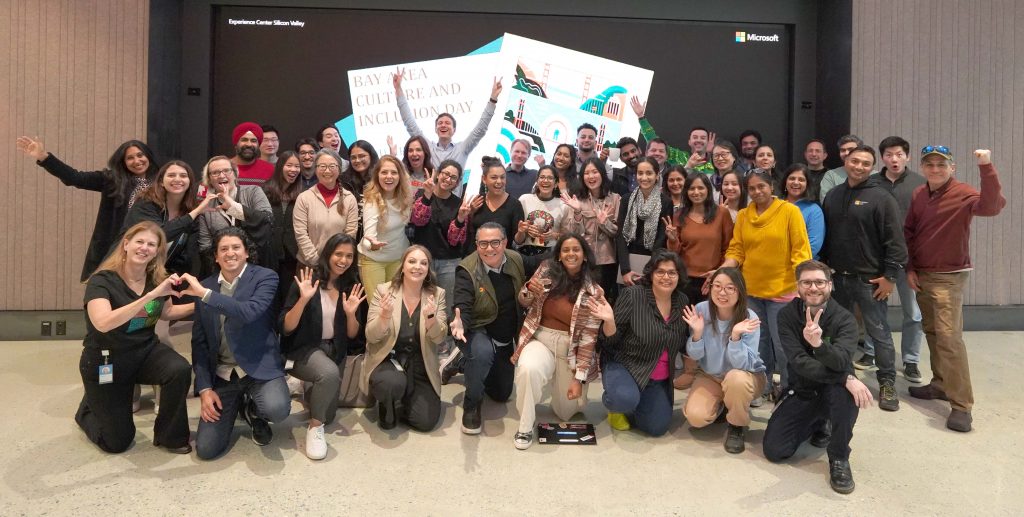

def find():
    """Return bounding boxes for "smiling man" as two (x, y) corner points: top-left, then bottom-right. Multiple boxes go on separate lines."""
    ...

(764, 259), (872, 495)
(230, 122), (275, 186)
(905, 146), (1005, 433)
(182, 227), (290, 460)
(504, 138), (537, 199)
(820, 145), (907, 412)
(609, 136), (643, 197)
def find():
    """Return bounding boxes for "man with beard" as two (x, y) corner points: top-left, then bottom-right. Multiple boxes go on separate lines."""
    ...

(804, 138), (829, 200)
(609, 136), (643, 197)
(819, 135), (865, 199)
(294, 138), (320, 191)
(230, 122), (275, 186)
(763, 259), (873, 495)
(737, 130), (761, 174)
(575, 123), (599, 169)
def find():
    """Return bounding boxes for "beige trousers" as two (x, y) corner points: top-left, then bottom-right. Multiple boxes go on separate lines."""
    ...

(514, 327), (588, 433)
(685, 369), (766, 428)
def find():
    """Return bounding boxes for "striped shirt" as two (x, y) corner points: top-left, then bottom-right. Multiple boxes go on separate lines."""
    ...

(603, 284), (689, 389)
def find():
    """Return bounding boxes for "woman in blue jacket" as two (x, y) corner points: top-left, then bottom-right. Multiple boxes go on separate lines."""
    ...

(782, 164), (825, 259)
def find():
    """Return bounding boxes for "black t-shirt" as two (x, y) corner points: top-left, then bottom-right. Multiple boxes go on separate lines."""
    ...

(468, 195), (524, 251)
(83, 270), (165, 351)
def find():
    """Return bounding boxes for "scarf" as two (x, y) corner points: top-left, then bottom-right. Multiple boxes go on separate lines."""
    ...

(622, 186), (662, 249)
(127, 177), (149, 208)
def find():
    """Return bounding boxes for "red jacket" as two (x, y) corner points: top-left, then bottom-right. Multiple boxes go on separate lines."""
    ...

(904, 163), (1005, 273)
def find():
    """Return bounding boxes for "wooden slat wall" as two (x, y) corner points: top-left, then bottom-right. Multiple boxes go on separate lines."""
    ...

(1, 0), (149, 310)
(852, 0), (1022, 305)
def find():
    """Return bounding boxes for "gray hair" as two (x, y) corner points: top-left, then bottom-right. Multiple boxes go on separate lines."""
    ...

(476, 222), (507, 239)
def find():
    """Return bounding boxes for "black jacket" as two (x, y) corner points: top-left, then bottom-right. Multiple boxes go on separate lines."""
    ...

(778, 297), (858, 393)
(278, 280), (367, 363)
(118, 199), (200, 276)
(266, 200), (299, 270)
(820, 176), (908, 278)
(610, 165), (636, 198)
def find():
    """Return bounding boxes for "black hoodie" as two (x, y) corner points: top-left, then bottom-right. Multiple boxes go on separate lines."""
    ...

(778, 297), (858, 393)
(820, 175), (908, 279)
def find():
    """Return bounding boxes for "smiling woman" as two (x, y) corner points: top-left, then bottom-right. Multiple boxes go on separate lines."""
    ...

(358, 155), (413, 299)
(195, 156), (275, 274)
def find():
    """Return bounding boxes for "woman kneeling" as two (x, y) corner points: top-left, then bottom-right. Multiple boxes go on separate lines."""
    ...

(682, 267), (765, 453)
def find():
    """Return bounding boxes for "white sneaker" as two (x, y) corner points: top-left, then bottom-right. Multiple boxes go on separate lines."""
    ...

(306, 424), (327, 460)
(286, 375), (304, 396)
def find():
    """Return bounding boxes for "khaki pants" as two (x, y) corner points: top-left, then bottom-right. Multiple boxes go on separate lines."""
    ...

(916, 271), (973, 411)
(685, 369), (766, 428)
(514, 327), (588, 433)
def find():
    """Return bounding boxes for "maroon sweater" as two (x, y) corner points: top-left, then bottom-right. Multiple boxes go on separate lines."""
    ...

(904, 163), (1005, 273)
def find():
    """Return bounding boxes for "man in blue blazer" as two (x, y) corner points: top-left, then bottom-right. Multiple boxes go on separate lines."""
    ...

(180, 227), (290, 459)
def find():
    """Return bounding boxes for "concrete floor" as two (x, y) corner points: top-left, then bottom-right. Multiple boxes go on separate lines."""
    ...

(1, 329), (1022, 515)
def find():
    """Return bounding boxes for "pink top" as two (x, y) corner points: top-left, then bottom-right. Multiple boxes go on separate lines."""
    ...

(649, 313), (671, 380)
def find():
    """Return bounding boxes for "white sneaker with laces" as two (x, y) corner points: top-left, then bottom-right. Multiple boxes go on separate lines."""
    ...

(306, 424), (327, 460)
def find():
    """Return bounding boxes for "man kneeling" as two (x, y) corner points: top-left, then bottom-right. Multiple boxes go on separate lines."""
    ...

(762, 260), (873, 494)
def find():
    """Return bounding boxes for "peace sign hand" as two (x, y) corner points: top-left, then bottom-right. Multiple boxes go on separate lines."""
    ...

(392, 67), (405, 95)
(457, 195), (474, 223)
(803, 306), (824, 347)
(422, 167), (436, 198)
(342, 283), (366, 316)
(662, 215), (678, 242)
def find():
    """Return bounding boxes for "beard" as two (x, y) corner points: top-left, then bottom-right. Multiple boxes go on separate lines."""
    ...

(236, 144), (258, 161)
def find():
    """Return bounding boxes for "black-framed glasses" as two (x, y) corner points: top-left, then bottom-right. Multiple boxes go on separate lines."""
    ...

(921, 145), (952, 157)
(798, 279), (829, 289)
(316, 164), (340, 172)
(476, 239), (504, 249)
(653, 269), (679, 278)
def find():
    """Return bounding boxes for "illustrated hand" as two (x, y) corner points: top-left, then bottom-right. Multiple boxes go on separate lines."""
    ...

(868, 276), (894, 301)
(342, 283), (367, 316)
(681, 305), (705, 337)
(200, 390), (223, 422)
(560, 192), (582, 212)
(629, 95), (646, 118)
(845, 375), (874, 409)
(16, 136), (48, 161)
(975, 149), (992, 165)
(450, 307), (466, 342)
(567, 379), (583, 400)
(803, 307), (824, 347)
(294, 268), (319, 301)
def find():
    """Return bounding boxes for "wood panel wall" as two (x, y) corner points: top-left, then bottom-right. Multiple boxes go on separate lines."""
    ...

(851, 0), (1022, 305)
(1, 0), (149, 310)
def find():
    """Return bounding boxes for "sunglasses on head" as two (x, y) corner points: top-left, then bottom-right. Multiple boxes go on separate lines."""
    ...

(921, 145), (951, 156)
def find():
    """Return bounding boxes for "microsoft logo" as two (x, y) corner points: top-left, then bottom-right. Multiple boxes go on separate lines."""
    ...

(735, 31), (780, 43)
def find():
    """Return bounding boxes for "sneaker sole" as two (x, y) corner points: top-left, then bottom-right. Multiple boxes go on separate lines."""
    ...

(514, 440), (532, 450)
(461, 425), (482, 435)
(853, 363), (876, 371)
(903, 373), (924, 384)
(879, 402), (900, 412)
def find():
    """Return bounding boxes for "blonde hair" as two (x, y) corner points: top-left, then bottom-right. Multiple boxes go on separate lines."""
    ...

(201, 155), (237, 188)
(88, 221), (169, 285)
(363, 155), (412, 227)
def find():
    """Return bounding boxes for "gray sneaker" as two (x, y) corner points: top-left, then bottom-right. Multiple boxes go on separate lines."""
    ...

(903, 363), (923, 383)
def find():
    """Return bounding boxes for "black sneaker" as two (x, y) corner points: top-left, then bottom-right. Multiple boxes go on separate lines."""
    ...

(854, 354), (876, 370)
(461, 404), (482, 435)
(829, 459), (856, 494)
(378, 401), (397, 430)
(878, 379), (900, 412)
(439, 348), (464, 385)
(241, 396), (273, 446)
(724, 424), (745, 454)
(903, 363), (923, 383)
(809, 420), (831, 448)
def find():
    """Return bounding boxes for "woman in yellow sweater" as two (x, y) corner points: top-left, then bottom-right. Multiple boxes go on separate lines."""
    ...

(717, 169), (811, 404)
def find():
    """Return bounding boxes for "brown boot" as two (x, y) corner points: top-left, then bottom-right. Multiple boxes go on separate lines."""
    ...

(908, 383), (948, 401)
(673, 356), (698, 390)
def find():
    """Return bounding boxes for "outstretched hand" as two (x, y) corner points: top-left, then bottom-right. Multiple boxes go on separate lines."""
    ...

(450, 307), (466, 342)
(16, 136), (48, 161)
(342, 283), (366, 316)
(629, 95), (646, 118)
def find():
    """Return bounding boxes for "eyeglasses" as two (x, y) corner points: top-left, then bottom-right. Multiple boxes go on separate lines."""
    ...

(476, 239), (504, 249)
(653, 270), (679, 278)
(208, 168), (233, 177)
(316, 164), (340, 172)
(712, 153), (732, 159)
(298, 150), (316, 156)
(439, 172), (460, 182)
(711, 284), (737, 294)
(921, 145), (952, 158)
(798, 279), (830, 289)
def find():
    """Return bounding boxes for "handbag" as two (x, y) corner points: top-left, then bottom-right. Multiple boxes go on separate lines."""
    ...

(338, 353), (374, 408)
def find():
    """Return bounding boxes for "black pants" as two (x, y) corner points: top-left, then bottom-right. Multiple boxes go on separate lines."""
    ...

(370, 354), (441, 432)
(598, 264), (619, 305)
(763, 383), (859, 462)
(76, 343), (192, 453)
(461, 331), (515, 410)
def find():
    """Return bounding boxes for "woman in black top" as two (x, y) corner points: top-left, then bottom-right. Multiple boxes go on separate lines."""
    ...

(550, 143), (580, 197)
(616, 157), (673, 286)
(119, 161), (213, 276)
(601, 249), (690, 436)
(458, 157), (524, 252)
(77, 221), (195, 454)
(280, 233), (367, 460)
(263, 150), (305, 305)
(16, 136), (160, 281)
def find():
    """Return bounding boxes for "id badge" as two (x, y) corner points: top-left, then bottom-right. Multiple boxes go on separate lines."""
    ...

(98, 364), (114, 384)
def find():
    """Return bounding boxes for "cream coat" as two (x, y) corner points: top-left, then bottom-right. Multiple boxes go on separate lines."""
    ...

(292, 185), (360, 266)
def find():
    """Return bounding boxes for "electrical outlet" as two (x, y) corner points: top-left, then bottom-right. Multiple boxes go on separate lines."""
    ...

(41, 321), (52, 336)
(56, 320), (67, 335)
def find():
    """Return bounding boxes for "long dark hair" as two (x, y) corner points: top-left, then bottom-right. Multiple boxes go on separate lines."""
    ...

(107, 140), (159, 207)
(680, 172), (718, 226)
(640, 249), (688, 295)
(573, 157), (610, 200)
(402, 135), (433, 174)
(139, 160), (200, 213)
(552, 143), (579, 186)
(343, 140), (379, 194)
(707, 267), (749, 339)
(719, 169), (748, 210)
(263, 150), (304, 205)
(544, 233), (597, 300)
(315, 233), (360, 292)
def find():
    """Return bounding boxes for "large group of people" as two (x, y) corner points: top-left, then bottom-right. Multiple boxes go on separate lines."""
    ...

(16, 74), (1006, 495)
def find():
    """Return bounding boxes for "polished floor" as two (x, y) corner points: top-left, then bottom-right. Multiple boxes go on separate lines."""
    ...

(1, 328), (1021, 515)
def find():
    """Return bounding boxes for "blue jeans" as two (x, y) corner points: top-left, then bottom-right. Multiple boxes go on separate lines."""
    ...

(432, 258), (459, 356)
(461, 330), (515, 409)
(831, 274), (897, 382)
(747, 297), (788, 392)
(601, 360), (673, 437)
(862, 269), (923, 364)
(196, 375), (291, 460)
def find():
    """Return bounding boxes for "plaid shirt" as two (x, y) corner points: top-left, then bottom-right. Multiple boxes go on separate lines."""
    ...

(511, 262), (602, 382)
